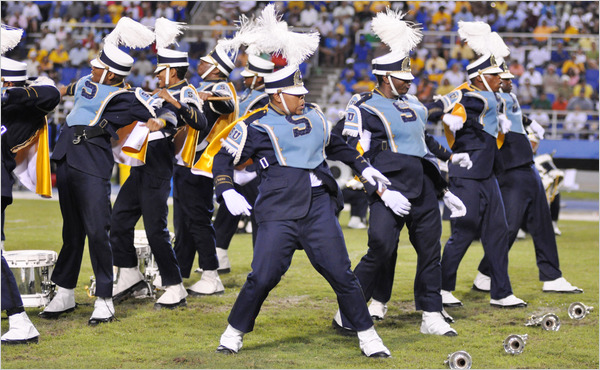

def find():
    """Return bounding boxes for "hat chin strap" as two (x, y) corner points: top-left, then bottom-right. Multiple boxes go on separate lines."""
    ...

(478, 71), (494, 93)
(387, 75), (400, 97)
(201, 65), (216, 80)
(250, 75), (258, 90)
(278, 92), (291, 115)
(165, 67), (170, 87)
(99, 69), (108, 85)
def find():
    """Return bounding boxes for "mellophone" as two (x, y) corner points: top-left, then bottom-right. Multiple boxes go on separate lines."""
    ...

(4, 250), (58, 308)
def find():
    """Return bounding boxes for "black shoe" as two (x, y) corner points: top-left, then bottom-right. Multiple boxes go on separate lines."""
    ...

(331, 319), (357, 337)
(443, 331), (459, 337)
(88, 316), (115, 326)
(113, 280), (149, 304)
(186, 289), (225, 297)
(362, 351), (391, 358)
(153, 298), (187, 310)
(216, 345), (236, 354)
(472, 284), (490, 293)
(1, 336), (39, 345)
(38, 306), (76, 319)
(217, 267), (231, 274)
(442, 302), (463, 308)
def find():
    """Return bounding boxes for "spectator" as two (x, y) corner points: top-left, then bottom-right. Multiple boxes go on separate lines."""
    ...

(567, 90), (594, 111)
(81, 31), (98, 50)
(48, 44), (69, 68)
(527, 42), (551, 67)
(126, 67), (145, 87)
(432, 5), (452, 28)
(564, 105), (588, 139)
(155, 2), (175, 21)
(550, 41), (570, 66)
(38, 55), (54, 74)
(7, 10), (28, 30)
(68, 41), (88, 68)
(448, 51), (470, 70)
(561, 53), (585, 75)
(533, 20), (557, 41)
(208, 13), (227, 39)
(509, 38), (526, 65)
(353, 36), (371, 64)
(22, 1), (42, 32)
(532, 93), (552, 110)
(519, 64), (543, 88)
(557, 75), (574, 100)
(55, 25), (69, 44)
(25, 51), (41, 77)
(328, 83), (352, 105)
(332, 1), (355, 27)
(108, 1), (125, 23)
(416, 78), (435, 103)
(299, 3), (318, 26)
(92, 6), (113, 24)
(552, 94), (569, 111)
(442, 62), (467, 88)
(339, 69), (357, 94)
(528, 110), (550, 127)
(39, 27), (58, 54)
(315, 12), (333, 37)
(410, 52), (426, 76)
(454, 5), (474, 25)
(542, 64), (561, 95)
(538, 9), (557, 27)
(436, 77), (454, 96)
(66, 1), (85, 22)
(351, 73), (375, 94)
(424, 50), (447, 78)
(518, 79), (537, 106)
(585, 41), (599, 69)
(134, 51), (154, 76)
(573, 78), (594, 99)
(562, 20), (579, 43)
(47, 9), (63, 32)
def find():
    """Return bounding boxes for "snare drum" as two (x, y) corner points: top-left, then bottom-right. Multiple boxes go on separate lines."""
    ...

(3, 250), (57, 308)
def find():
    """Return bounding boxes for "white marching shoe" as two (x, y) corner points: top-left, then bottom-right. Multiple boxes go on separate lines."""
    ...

(472, 272), (491, 292)
(542, 277), (583, 293)
(153, 274), (165, 290)
(552, 221), (562, 236)
(420, 311), (458, 336)
(187, 270), (224, 296)
(368, 299), (388, 321)
(88, 297), (115, 326)
(39, 286), (76, 319)
(216, 325), (244, 354)
(154, 283), (188, 309)
(516, 229), (526, 239)
(1, 312), (40, 344)
(441, 290), (463, 307)
(348, 216), (367, 229)
(216, 247), (231, 274)
(490, 294), (527, 308)
(331, 309), (356, 336)
(112, 267), (146, 302)
(358, 326), (391, 358)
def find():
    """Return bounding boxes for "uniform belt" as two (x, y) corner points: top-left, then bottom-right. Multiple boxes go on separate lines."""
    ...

(148, 131), (173, 141)
(72, 120), (116, 144)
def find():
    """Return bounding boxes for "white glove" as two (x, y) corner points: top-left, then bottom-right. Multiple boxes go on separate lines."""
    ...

(29, 76), (56, 87)
(361, 167), (391, 190)
(498, 114), (512, 134)
(381, 189), (411, 216)
(450, 153), (473, 170)
(442, 114), (464, 134)
(345, 178), (364, 190)
(529, 120), (545, 140)
(222, 189), (252, 216)
(233, 169), (258, 186)
(443, 191), (467, 218)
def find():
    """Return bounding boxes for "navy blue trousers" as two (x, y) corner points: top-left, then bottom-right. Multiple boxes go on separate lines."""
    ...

(227, 187), (372, 333)
(477, 166), (562, 281)
(442, 176), (513, 299)
(341, 175), (443, 330)
(110, 168), (182, 286)
(214, 177), (259, 250)
(172, 165), (217, 278)
(1, 254), (23, 312)
(52, 159), (113, 297)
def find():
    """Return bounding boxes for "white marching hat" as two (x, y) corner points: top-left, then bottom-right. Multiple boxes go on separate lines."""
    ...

(241, 54), (275, 78)
(466, 53), (503, 80)
(264, 65), (308, 95)
(200, 44), (236, 77)
(1, 56), (27, 82)
(497, 57), (515, 79)
(154, 47), (189, 73)
(90, 43), (134, 76)
(372, 51), (414, 80)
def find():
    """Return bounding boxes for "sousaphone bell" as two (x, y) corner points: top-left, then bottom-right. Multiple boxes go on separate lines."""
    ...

(444, 351), (472, 369)
(525, 313), (561, 331)
(503, 334), (528, 355)
(568, 302), (593, 320)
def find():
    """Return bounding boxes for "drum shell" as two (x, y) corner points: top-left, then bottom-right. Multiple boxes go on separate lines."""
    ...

(4, 250), (57, 307)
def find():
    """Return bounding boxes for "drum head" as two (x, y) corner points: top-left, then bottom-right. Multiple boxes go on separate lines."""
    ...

(4, 250), (58, 267)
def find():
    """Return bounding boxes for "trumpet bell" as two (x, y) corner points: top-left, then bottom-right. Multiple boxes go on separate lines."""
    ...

(445, 351), (472, 369)
(541, 314), (560, 331)
(503, 334), (528, 355)
(568, 302), (593, 320)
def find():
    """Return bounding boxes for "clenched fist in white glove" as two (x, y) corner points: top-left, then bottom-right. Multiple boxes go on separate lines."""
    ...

(29, 76), (56, 87)
(498, 114), (512, 134)
(442, 114), (464, 134)
(233, 169), (258, 186)
(362, 167), (391, 189)
(529, 120), (545, 140)
(222, 189), (252, 216)
(450, 153), (473, 170)
(443, 190), (466, 218)
(381, 189), (411, 216)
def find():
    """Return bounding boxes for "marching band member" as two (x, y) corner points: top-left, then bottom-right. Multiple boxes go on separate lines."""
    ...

(213, 5), (391, 357)
(40, 18), (176, 325)
(333, 9), (467, 337)
(472, 59), (582, 294)
(427, 21), (527, 308)
(110, 18), (206, 309)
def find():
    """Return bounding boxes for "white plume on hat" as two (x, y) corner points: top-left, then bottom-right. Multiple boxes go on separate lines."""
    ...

(154, 17), (187, 49)
(253, 4), (319, 67)
(103, 17), (155, 49)
(217, 14), (262, 58)
(1, 24), (23, 55)
(457, 21), (509, 59)
(371, 8), (422, 57)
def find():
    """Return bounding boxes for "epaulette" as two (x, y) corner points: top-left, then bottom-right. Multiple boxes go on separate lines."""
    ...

(245, 106), (268, 125)
(305, 102), (323, 114)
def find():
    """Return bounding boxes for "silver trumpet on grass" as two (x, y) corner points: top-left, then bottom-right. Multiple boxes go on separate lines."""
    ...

(525, 313), (561, 331)
(503, 334), (528, 354)
(444, 351), (472, 369)
(568, 302), (593, 320)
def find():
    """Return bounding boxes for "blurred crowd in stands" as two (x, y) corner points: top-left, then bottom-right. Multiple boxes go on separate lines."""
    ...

(2, 1), (598, 141)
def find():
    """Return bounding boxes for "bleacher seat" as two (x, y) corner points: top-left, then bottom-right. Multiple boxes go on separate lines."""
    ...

(546, 93), (555, 103)
(60, 67), (78, 85)
(585, 68), (599, 90)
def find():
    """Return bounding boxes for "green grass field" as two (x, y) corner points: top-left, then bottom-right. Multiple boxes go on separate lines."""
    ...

(2, 198), (598, 369)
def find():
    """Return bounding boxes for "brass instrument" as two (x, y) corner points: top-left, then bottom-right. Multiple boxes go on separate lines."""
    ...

(525, 313), (561, 331)
(503, 334), (528, 355)
(568, 302), (594, 320)
(444, 351), (472, 369)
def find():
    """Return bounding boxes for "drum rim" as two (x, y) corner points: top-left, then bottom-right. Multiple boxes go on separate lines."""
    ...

(4, 249), (58, 266)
